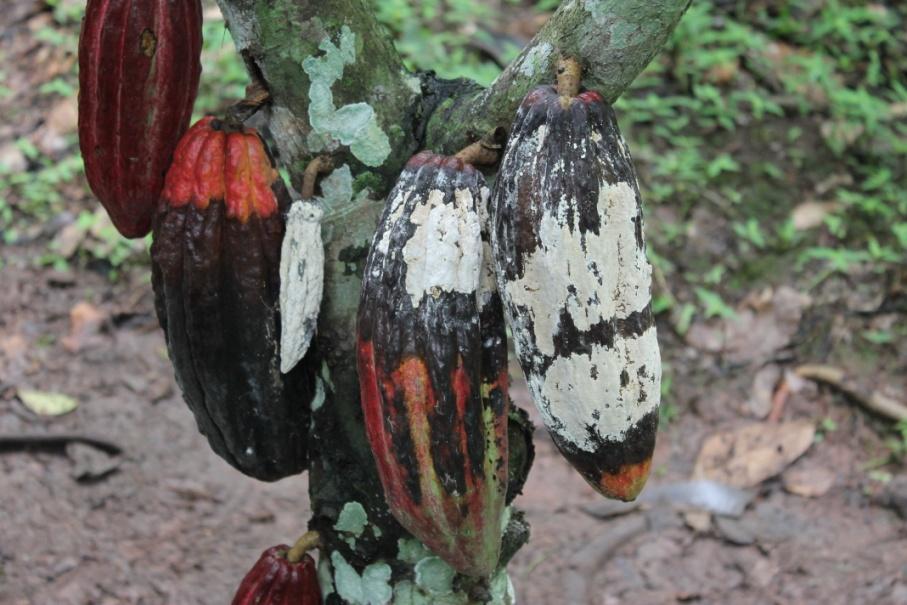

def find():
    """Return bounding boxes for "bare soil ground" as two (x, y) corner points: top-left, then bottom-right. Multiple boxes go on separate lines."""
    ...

(2, 1), (907, 604)
(3, 251), (906, 605)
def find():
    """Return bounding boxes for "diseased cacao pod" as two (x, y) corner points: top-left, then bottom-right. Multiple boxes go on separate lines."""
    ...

(491, 81), (661, 502)
(151, 117), (317, 481)
(357, 151), (509, 577)
(231, 545), (322, 605)
(78, 0), (202, 238)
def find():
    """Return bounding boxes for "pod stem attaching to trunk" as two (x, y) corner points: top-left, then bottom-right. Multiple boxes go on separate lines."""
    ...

(286, 530), (321, 564)
(556, 57), (583, 99)
(300, 155), (334, 200)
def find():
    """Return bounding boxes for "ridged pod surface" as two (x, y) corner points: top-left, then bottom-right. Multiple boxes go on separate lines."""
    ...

(151, 117), (316, 481)
(78, 0), (202, 238)
(492, 86), (661, 501)
(357, 152), (509, 577)
(231, 545), (322, 605)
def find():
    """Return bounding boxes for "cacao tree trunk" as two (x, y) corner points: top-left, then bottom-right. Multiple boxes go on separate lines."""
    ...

(212, 1), (690, 602)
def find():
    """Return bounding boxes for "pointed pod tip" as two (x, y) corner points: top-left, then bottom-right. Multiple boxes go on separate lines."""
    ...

(592, 457), (654, 502)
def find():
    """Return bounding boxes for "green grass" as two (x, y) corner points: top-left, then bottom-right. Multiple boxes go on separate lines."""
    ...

(615, 0), (907, 315)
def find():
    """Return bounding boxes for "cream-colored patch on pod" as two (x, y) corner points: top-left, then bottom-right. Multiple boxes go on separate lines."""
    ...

(506, 179), (651, 357)
(402, 188), (482, 308)
(475, 185), (498, 310)
(478, 236), (497, 311)
(533, 326), (661, 447)
(373, 186), (412, 260)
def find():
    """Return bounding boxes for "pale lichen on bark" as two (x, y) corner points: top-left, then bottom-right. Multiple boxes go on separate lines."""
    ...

(213, 0), (689, 602)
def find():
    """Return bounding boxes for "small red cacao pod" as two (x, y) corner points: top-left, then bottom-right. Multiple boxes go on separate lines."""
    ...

(491, 85), (661, 501)
(78, 0), (202, 238)
(231, 545), (322, 605)
(357, 152), (509, 577)
(151, 117), (318, 481)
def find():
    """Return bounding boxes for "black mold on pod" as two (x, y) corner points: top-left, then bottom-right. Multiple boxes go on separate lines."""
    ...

(151, 118), (318, 481)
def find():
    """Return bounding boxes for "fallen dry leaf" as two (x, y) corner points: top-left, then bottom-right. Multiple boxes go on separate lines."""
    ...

(51, 221), (87, 259)
(0, 142), (27, 173)
(813, 172), (854, 196)
(684, 322), (724, 353)
(683, 510), (712, 532)
(748, 365), (781, 419)
(693, 421), (816, 488)
(724, 287), (811, 363)
(18, 389), (79, 416)
(791, 200), (840, 231)
(782, 465), (835, 498)
(34, 96), (78, 156)
(62, 301), (107, 353)
(0, 334), (29, 384)
(704, 60), (740, 86)
(742, 287), (775, 312)
(1, 334), (27, 360)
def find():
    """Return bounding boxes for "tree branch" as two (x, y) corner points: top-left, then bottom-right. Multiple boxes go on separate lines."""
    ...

(215, 0), (419, 186)
(424, 0), (693, 153)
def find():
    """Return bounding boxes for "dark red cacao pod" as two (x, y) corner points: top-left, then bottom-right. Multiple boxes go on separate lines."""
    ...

(231, 545), (322, 605)
(151, 117), (317, 481)
(357, 152), (509, 577)
(491, 85), (661, 501)
(78, 0), (202, 238)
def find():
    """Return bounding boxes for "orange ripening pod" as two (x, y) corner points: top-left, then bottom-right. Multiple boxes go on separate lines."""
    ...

(357, 152), (509, 577)
(491, 61), (660, 501)
(78, 0), (202, 238)
(231, 545), (322, 605)
(151, 117), (317, 481)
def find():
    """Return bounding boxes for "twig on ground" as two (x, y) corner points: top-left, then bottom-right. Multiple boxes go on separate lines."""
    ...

(795, 364), (907, 422)
(0, 434), (123, 455)
(767, 377), (791, 422)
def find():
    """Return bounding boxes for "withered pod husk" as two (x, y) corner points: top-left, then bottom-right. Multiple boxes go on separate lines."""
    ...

(357, 152), (509, 577)
(151, 118), (317, 481)
(79, 0), (202, 238)
(492, 85), (661, 501)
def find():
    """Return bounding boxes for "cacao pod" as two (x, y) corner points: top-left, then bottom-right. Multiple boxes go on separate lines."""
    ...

(357, 151), (509, 577)
(491, 83), (661, 501)
(151, 117), (317, 481)
(231, 545), (322, 605)
(78, 0), (202, 238)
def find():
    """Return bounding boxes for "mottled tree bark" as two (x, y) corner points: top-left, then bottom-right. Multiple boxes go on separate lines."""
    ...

(213, 1), (689, 602)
